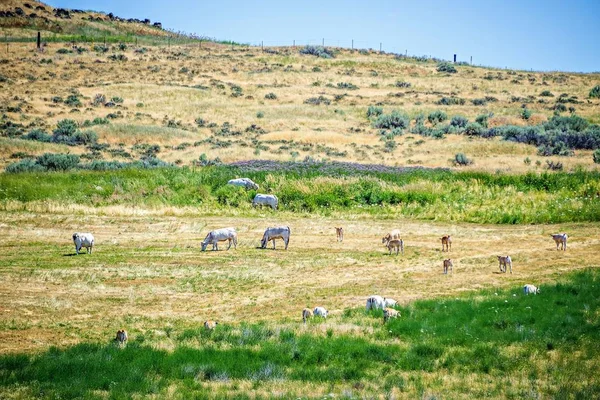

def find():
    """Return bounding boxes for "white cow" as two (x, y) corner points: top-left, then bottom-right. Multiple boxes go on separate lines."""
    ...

(228, 178), (259, 190)
(550, 233), (567, 251)
(252, 194), (279, 210)
(523, 284), (540, 295)
(204, 320), (218, 330)
(73, 232), (94, 255)
(201, 228), (237, 251)
(260, 226), (290, 250)
(384, 298), (397, 307)
(313, 306), (328, 318)
(366, 295), (385, 311)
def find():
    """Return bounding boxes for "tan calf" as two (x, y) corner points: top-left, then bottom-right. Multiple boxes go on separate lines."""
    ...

(386, 238), (404, 255)
(550, 233), (567, 251)
(443, 258), (453, 274)
(383, 308), (399, 323)
(335, 227), (344, 242)
(302, 308), (313, 324)
(497, 255), (512, 274)
(441, 235), (452, 252)
(204, 320), (218, 330)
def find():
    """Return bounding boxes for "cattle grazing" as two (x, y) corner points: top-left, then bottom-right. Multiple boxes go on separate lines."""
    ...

(441, 235), (452, 252)
(227, 178), (259, 190)
(550, 233), (567, 251)
(302, 308), (312, 324)
(313, 306), (328, 318)
(386, 238), (404, 255)
(335, 227), (344, 242)
(523, 284), (540, 295)
(260, 226), (291, 250)
(384, 298), (397, 307)
(383, 308), (399, 323)
(73, 232), (94, 255)
(381, 229), (401, 244)
(366, 295), (385, 311)
(443, 259), (453, 274)
(252, 194), (278, 210)
(497, 255), (512, 274)
(204, 320), (218, 330)
(115, 329), (128, 346)
(201, 227), (237, 251)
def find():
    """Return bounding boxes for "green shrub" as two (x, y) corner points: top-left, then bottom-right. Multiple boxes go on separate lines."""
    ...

(395, 81), (411, 88)
(464, 123), (485, 136)
(256, 111), (264, 118)
(437, 97), (465, 106)
(36, 153), (80, 171)
(372, 111), (410, 130)
(111, 96), (124, 104)
(450, 116), (469, 129)
(299, 45), (334, 59)
(454, 153), (472, 166)
(56, 48), (72, 54)
(337, 82), (358, 90)
(366, 105), (383, 118)
(593, 149), (600, 164)
(437, 62), (457, 73)
(92, 45), (109, 53)
(546, 160), (563, 170)
(475, 114), (490, 128)
(53, 119), (78, 137)
(118, 43), (127, 51)
(589, 85), (600, 99)
(471, 98), (487, 106)
(304, 96), (331, 106)
(540, 90), (554, 97)
(264, 92), (277, 100)
(23, 129), (52, 142)
(428, 110), (447, 125)
(5, 159), (44, 173)
(521, 107), (532, 120)
(64, 95), (81, 107)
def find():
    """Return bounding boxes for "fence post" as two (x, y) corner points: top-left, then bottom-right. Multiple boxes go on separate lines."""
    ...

(379, 42), (382, 53)
(168, 36), (170, 48)
(405, 49), (407, 56)
(351, 39), (353, 50)
(261, 40), (263, 52)
(37, 31), (41, 49)
(322, 38), (324, 46)
(453, 54), (456, 63)
(470, 55), (472, 64)
(293, 39), (295, 48)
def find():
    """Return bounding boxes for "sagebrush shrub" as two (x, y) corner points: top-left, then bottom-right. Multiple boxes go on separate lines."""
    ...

(5, 159), (44, 173)
(437, 97), (465, 106)
(450, 116), (469, 129)
(36, 153), (80, 171)
(593, 149), (600, 164)
(264, 92), (277, 100)
(589, 85), (600, 99)
(454, 153), (472, 166)
(23, 129), (52, 142)
(367, 105), (383, 118)
(299, 45), (334, 59)
(540, 90), (554, 97)
(437, 62), (457, 73)
(428, 110), (447, 125)
(372, 111), (410, 130)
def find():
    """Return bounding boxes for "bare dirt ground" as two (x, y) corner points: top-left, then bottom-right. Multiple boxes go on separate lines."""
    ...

(1, 209), (598, 354)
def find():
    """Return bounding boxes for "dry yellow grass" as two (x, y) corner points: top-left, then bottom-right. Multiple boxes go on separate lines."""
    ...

(0, 209), (598, 354)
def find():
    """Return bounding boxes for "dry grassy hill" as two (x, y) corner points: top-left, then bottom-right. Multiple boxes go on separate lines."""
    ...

(1, 2), (600, 173)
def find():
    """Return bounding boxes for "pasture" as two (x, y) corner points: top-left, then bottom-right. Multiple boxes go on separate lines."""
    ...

(0, 208), (599, 398)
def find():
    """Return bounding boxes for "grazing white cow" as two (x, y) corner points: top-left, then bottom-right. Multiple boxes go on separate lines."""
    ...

(302, 308), (313, 324)
(550, 233), (567, 251)
(386, 238), (404, 255)
(115, 329), (128, 346)
(381, 229), (401, 244)
(313, 306), (328, 318)
(366, 295), (385, 311)
(260, 226), (291, 250)
(441, 235), (452, 252)
(384, 298), (397, 307)
(252, 194), (278, 210)
(383, 308), (399, 323)
(201, 227), (237, 251)
(227, 178), (259, 190)
(523, 284), (540, 295)
(443, 259), (453, 274)
(335, 227), (344, 242)
(73, 232), (94, 255)
(497, 255), (512, 274)
(204, 320), (218, 330)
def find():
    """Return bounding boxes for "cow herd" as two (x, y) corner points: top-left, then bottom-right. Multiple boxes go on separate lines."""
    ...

(70, 176), (569, 340)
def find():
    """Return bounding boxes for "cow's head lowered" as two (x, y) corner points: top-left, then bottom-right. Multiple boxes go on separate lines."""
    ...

(201, 233), (212, 251)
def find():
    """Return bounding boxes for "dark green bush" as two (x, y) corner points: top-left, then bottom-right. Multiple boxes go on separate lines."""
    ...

(337, 82), (358, 90)
(463, 123), (484, 136)
(471, 98), (487, 106)
(372, 111), (410, 130)
(475, 114), (490, 128)
(521, 107), (532, 120)
(540, 90), (554, 97)
(5, 159), (44, 173)
(366, 105), (383, 118)
(454, 153), (472, 166)
(450, 116), (468, 129)
(56, 48), (72, 54)
(36, 153), (80, 171)
(299, 45), (334, 59)
(437, 97), (465, 106)
(304, 96), (331, 106)
(593, 149), (600, 164)
(428, 110), (447, 125)
(437, 62), (457, 73)
(23, 129), (52, 142)
(64, 95), (81, 107)
(589, 85), (600, 99)
(264, 92), (277, 100)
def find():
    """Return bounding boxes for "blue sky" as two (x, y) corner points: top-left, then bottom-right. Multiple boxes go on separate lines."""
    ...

(46, 0), (600, 72)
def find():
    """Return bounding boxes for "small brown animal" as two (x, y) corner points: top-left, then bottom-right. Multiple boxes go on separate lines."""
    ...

(381, 229), (401, 244)
(115, 329), (128, 346)
(441, 235), (452, 252)
(550, 233), (567, 251)
(443, 258), (453, 274)
(497, 255), (512, 274)
(383, 308), (399, 323)
(204, 320), (218, 330)
(335, 227), (344, 242)
(386, 238), (404, 255)
(302, 308), (313, 324)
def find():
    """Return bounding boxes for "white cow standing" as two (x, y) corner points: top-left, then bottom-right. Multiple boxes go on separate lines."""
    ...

(366, 295), (385, 311)
(73, 232), (94, 255)
(201, 227), (238, 251)
(227, 178), (259, 190)
(523, 284), (540, 295)
(313, 306), (328, 318)
(550, 233), (568, 251)
(260, 226), (291, 250)
(252, 194), (278, 210)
